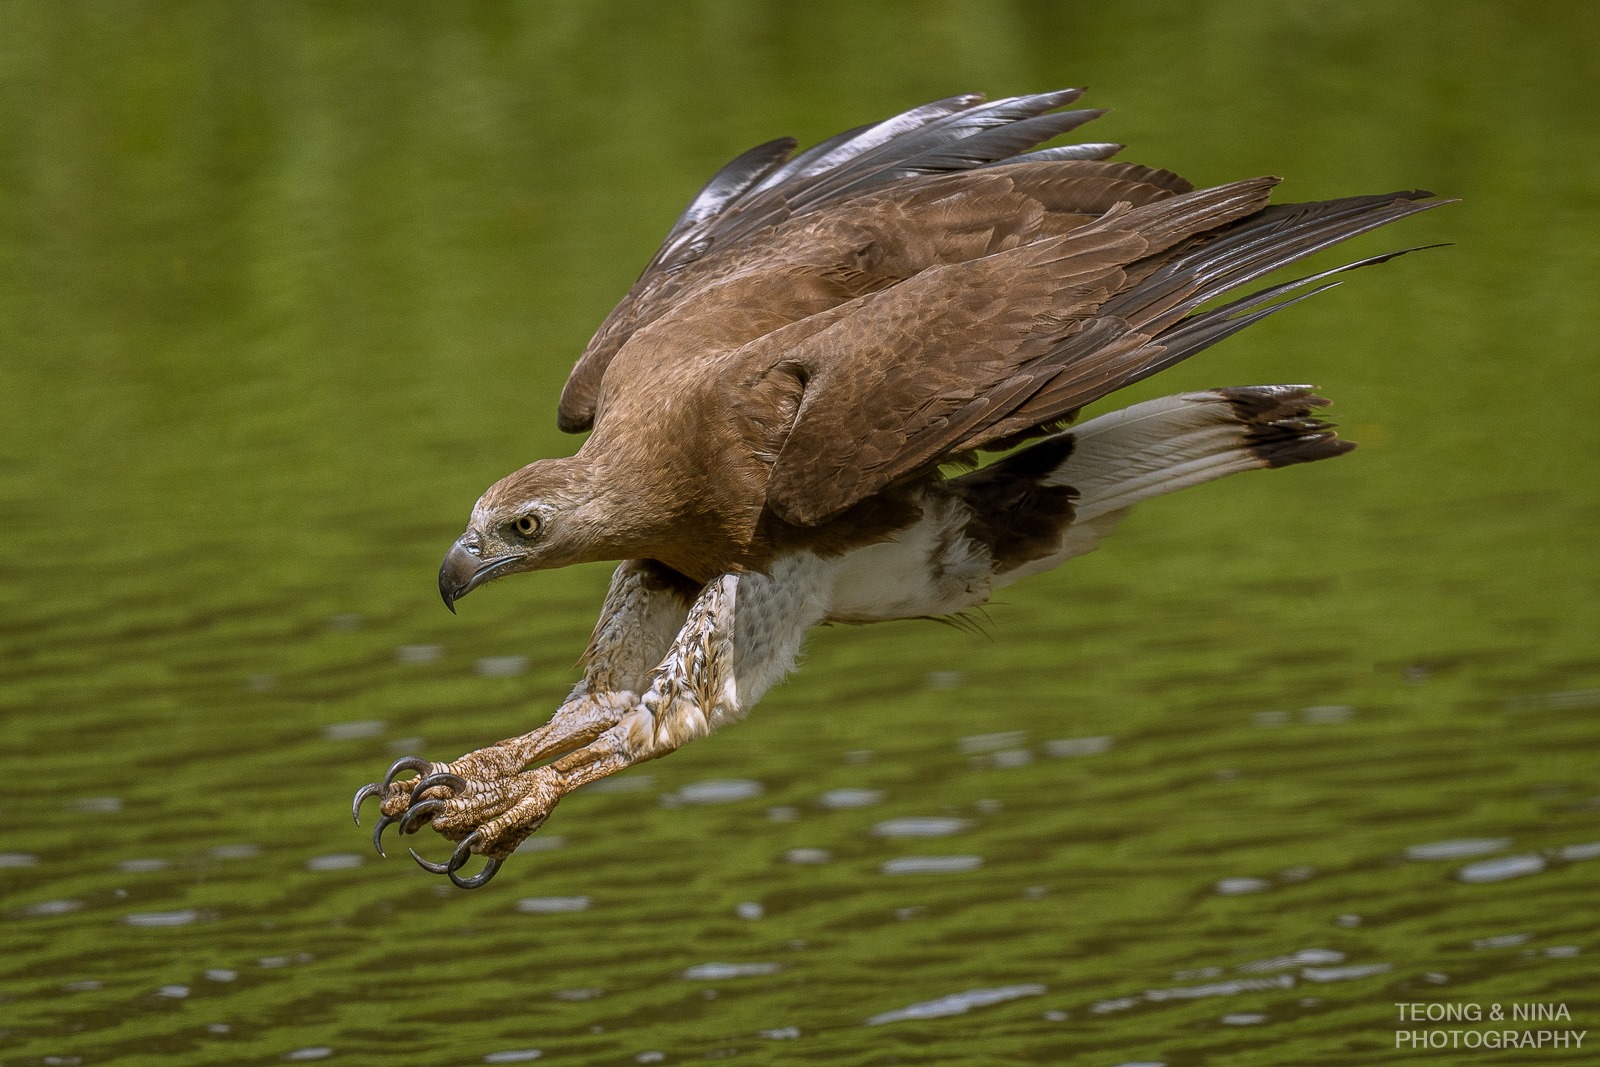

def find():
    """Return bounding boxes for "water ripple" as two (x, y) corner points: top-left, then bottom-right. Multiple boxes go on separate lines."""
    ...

(1406, 838), (1509, 861)
(682, 962), (781, 981)
(1091, 997), (1140, 1014)
(209, 844), (261, 860)
(882, 856), (982, 875)
(786, 848), (831, 864)
(958, 731), (1026, 755)
(1302, 705), (1354, 724)
(668, 779), (763, 805)
(1457, 854), (1545, 883)
(119, 858), (169, 873)
(1145, 974), (1293, 1000)
(322, 719), (385, 740)
(872, 817), (970, 838)
(1238, 949), (1344, 973)
(25, 900), (83, 917)
(1302, 963), (1392, 982)
(516, 896), (591, 914)
(1214, 877), (1270, 895)
(1473, 933), (1529, 949)
(475, 655), (528, 677)
(1045, 736), (1113, 757)
(819, 788), (883, 809)
(865, 983), (1046, 1025)
(124, 909), (200, 927)
(1559, 841), (1600, 861)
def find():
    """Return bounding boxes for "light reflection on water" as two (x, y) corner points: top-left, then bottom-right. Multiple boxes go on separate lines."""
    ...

(2, 2), (1598, 1065)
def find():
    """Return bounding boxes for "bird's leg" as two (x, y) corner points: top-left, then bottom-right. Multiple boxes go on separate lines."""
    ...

(363, 556), (832, 887)
(352, 559), (693, 876)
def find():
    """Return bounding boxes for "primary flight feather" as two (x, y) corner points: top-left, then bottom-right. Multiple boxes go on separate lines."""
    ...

(353, 90), (1444, 888)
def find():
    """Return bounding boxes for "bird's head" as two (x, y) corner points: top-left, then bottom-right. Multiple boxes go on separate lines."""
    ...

(437, 457), (602, 612)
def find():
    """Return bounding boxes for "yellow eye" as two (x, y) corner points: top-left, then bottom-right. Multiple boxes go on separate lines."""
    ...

(513, 514), (540, 538)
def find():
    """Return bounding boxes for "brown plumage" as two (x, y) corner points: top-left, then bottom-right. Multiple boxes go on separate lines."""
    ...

(353, 90), (1446, 888)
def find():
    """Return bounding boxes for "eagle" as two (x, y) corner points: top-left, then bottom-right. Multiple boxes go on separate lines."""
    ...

(352, 90), (1442, 888)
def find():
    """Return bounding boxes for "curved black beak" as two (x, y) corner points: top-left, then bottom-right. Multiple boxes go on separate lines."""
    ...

(438, 535), (521, 614)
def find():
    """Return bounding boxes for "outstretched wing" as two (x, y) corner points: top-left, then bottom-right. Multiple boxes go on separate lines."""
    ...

(557, 91), (1122, 433)
(758, 183), (1443, 526)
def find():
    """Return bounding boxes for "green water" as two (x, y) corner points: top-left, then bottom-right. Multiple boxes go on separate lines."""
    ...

(2, 3), (1597, 1064)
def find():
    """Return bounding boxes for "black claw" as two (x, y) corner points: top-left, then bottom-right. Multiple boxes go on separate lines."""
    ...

(447, 832), (482, 873)
(351, 782), (382, 825)
(382, 756), (434, 790)
(408, 847), (451, 874)
(372, 814), (395, 858)
(398, 798), (445, 836)
(409, 772), (468, 805)
(449, 857), (502, 890)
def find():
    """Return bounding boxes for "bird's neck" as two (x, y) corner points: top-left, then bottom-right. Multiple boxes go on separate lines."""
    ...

(542, 443), (758, 581)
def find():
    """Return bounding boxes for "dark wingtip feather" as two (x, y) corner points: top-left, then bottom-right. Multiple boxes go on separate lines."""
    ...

(666, 136), (797, 240)
(982, 142), (1127, 167)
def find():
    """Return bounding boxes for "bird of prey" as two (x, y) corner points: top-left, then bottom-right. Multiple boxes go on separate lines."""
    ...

(353, 89), (1443, 888)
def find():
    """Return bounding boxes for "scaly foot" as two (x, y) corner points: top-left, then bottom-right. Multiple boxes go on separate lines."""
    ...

(352, 755), (563, 887)
(350, 695), (635, 888)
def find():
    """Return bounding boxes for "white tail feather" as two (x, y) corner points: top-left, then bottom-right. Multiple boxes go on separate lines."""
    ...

(994, 387), (1332, 586)
(833, 386), (1348, 615)
(1055, 392), (1273, 520)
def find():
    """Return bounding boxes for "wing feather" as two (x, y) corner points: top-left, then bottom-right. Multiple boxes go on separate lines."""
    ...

(761, 185), (1445, 526)
(967, 192), (1446, 444)
(660, 137), (796, 250)
(558, 91), (1117, 432)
